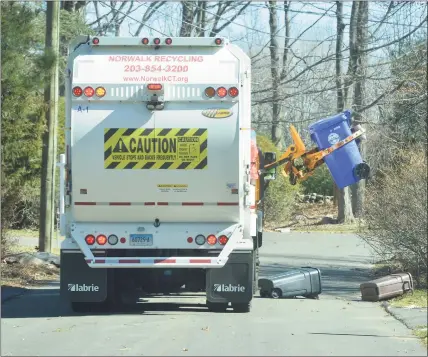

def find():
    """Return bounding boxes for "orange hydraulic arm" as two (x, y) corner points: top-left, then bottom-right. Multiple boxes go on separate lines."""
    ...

(260, 124), (366, 185)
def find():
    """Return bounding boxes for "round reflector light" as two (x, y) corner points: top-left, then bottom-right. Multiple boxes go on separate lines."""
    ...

(165, 38), (172, 45)
(207, 234), (217, 245)
(95, 86), (106, 97)
(215, 38), (222, 45)
(153, 38), (160, 45)
(120, 237), (126, 244)
(218, 235), (228, 245)
(84, 86), (95, 97)
(142, 37), (149, 45)
(96, 234), (107, 245)
(217, 87), (227, 98)
(85, 234), (95, 245)
(72, 86), (83, 97)
(204, 87), (215, 98)
(108, 234), (118, 245)
(195, 235), (206, 245)
(187, 237), (193, 243)
(92, 37), (99, 45)
(228, 87), (239, 97)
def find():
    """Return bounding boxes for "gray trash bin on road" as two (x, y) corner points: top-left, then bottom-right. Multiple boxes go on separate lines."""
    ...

(258, 267), (322, 299)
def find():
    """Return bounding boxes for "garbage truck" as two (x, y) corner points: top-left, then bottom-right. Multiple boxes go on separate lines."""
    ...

(59, 35), (369, 314)
(59, 35), (277, 313)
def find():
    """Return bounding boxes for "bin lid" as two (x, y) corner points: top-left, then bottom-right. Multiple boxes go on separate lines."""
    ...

(308, 110), (352, 134)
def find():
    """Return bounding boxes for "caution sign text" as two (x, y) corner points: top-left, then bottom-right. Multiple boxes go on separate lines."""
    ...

(104, 128), (208, 170)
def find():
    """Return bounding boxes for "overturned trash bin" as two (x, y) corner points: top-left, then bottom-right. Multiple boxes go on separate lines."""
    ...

(308, 110), (370, 189)
(258, 267), (322, 299)
(360, 273), (413, 302)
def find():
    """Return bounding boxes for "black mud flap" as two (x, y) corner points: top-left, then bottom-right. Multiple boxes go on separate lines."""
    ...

(60, 251), (107, 303)
(206, 252), (254, 304)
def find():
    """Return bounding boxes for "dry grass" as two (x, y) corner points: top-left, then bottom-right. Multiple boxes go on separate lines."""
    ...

(1, 263), (59, 288)
(1, 245), (60, 288)
(414, 326), (428, 346)
(274, 202), (362, 233)
(390, 289), (428, 308)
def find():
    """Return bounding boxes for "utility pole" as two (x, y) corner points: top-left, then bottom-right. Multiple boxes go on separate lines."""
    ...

(39, 0), (60, 253)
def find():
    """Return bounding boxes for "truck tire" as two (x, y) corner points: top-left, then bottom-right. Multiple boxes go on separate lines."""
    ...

(232, 302), (251, 313)
(206, 301), (228, 313)
(253, 247), (259, 294)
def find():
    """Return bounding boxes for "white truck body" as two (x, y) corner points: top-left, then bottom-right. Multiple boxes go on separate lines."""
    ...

(60, 36), (260, 312)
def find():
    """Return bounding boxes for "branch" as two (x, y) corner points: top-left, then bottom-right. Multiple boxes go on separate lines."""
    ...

(354, 80), (407, 114)
(363, 15), (427, 54)
(134, 1), (166, 36)
(210, 2), (250, 36)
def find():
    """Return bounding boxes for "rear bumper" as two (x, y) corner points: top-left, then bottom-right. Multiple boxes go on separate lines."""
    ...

(67, 222), (253, 268)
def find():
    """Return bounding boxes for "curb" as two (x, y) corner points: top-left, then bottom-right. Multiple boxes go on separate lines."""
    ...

(381, 301), (427, 331)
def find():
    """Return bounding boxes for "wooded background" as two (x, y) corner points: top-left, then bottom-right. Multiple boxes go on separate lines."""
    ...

(1, 1), (427, 283)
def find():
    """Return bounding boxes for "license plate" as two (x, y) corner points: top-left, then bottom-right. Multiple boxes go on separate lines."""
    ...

(129, 234), (153, 246)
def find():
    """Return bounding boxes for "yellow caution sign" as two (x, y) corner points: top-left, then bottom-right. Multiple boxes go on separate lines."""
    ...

(104, 128), (208, 170)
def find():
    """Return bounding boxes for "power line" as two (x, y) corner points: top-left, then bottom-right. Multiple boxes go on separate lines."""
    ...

(98, 1), (168, 36)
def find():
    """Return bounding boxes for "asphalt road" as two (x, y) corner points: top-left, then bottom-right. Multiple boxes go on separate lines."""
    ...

(2, 232), (427, 356)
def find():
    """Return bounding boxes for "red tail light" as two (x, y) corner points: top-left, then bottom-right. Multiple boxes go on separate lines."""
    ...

(207, 234), (217, 245)
(147, 83), (162, 91)
(142, 37), (149, 45)
(165, 38), (172, 45)
(92, 37), (99, 45)
(120, 237), (126, 244)
(84, 86), (94, 97)
(96, 234), (107, 245)
(215, 38), (222, 45)
(217, 87), (227, 98)
(73, 86), (82, 97)
(153, 38), (160, 45)
(187, 237), (193, 243)
(85, 234), (95, 245)
(218, 235), (228, 245)
(228, 87), (239, 97)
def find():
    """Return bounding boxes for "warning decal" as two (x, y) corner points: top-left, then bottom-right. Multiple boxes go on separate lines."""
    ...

(104, 128), (208, 170)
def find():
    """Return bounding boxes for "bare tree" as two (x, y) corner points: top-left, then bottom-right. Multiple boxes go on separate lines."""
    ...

(267, 1), (287, 147)
(350, 1), (369, 217)
(335, 1), (355, 224)
(177, 1), (250, 37)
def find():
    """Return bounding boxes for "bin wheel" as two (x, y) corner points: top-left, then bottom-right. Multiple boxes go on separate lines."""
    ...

(206, 301), (228, 313)
(260, 290), (269, 298)
(271, 288), (282, 299)
(232, 302), (251, 313)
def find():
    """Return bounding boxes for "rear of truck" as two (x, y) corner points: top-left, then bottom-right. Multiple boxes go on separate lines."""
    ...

(59, 36), (258, 313)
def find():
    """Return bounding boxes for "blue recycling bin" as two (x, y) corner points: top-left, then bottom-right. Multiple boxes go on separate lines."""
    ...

(308, 110), (367, 189)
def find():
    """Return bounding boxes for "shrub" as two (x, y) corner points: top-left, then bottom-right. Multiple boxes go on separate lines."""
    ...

(301, 164), (334, 196)
(358, 147), (427, 287)
(256, 134), (301, 228)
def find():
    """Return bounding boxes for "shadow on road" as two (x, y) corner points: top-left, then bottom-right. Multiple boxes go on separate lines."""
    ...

(1, 288), (237, 319)
(308, 332), (420, 339)
(260, 262), (372, 299)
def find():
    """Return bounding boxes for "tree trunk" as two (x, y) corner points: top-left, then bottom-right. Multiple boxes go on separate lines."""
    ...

(180, 1), (194, 37)
(40, 0), (60, 252)
(335, 0), (355, 224)
(351, 0), (369, 217)
(268, 1), (283, 147)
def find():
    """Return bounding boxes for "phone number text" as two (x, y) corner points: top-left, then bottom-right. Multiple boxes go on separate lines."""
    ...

(124, 65), (189, 73)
